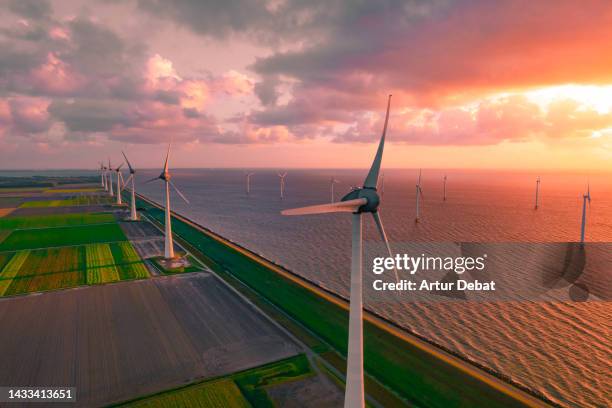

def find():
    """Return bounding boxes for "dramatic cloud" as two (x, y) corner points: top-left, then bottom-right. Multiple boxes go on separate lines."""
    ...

(0, 3), (256, 145)
(1, 0), (612, 156)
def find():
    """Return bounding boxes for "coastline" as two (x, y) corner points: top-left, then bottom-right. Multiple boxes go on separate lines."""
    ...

(134, 191), (556, 408)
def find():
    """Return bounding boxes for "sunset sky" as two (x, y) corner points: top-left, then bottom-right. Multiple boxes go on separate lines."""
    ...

(1, 0), (612, 170)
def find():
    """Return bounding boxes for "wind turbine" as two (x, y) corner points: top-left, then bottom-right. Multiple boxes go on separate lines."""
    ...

(146, 144), (190, 259)
(535, 176), (541, 209)
(99, 162), (106, 189)
(245, 172), (254, 196)
(282, 95), (395, 408)
(443, 174), (447, 201)
(330, 177), (340, 203)
(379, 172), (385, 200)
(121, 151), (138, 221)
(102, 162), (109, 191)
(580, 184), (591, 245)
(415, 169), (424, 222)
(114, 163), (124, 205)
(107, 158), (114, 197)
(278, 172), (287, 199)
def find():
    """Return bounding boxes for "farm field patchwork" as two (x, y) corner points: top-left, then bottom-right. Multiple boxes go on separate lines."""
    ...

(0, 242), (149, 296)
(0, 274), (299, 406)
(0, 212), (115, 230)
(3, 247), (83, 296)
(0, 223), (127, 251)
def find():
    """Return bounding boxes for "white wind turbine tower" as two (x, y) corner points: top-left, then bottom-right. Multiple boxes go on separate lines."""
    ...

(245, 172), (254, 196)
(535, 176), (541, 209)
(114, 163), (124, 205)
(580, 184), (591, 245)
(103, 163), (109, 191)
(121, 151), (138, 221)
(278, 172), (287, 199)
(415, 169), (424, 222)
(146, 144), (190, 259)
(107, 158), (114, 197)
(443, 174), (447, 201)
(330, 177), (340, 203)
(99, 162), (106, 189)
(282, 95), (396, 408)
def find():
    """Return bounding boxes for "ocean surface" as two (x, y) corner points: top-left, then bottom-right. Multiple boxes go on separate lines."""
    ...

(5, 168), (612, 407)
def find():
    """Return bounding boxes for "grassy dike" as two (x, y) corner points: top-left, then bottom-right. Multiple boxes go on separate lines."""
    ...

(134, 194), (550, 408)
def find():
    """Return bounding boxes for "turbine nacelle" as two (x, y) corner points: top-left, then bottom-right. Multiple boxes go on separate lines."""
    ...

(340, 188), (380, 214)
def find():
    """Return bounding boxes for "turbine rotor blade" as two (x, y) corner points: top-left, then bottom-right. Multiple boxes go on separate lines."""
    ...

(282, 198), (367, 216)
(122, 174), (133, 191)
(363, 94), (392, 189)
(122, 151), (134, 173)
(169, 180), (190, 204)
(163, 144), (171, 174)
(372, 211), (398, 283)
(145, 176), (160, 184)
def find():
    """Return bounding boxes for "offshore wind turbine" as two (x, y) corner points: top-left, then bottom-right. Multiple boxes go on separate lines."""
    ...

(580, 184), (591, 245)
(278, 172), (287, 199)
(443, 174), (447, 201)
(107, 158), (114, 197)
(121, 151), (138, 221)
(245, 172), (254, 196)
(282, 95), (395, 408)
(146, 144), (190, 259)
(535, 176), (541, 209)
(415, 169), (424, 222)
(114, 163), (124, 205)
(330, 177), (340, 203)
(379, 172), (385, 200)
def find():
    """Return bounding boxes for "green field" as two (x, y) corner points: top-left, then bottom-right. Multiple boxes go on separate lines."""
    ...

(0, 230), (10, 244)
(122, 379), (249, 408)
(45, 188), (101, 193)
(119, 354), (312, 408)
(0, 213), (115, 230)
(20, 195), (110, 208)
(137, 197), (534, 408)
(0, 242), (149, 296)
(0, 223), (126, 251)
